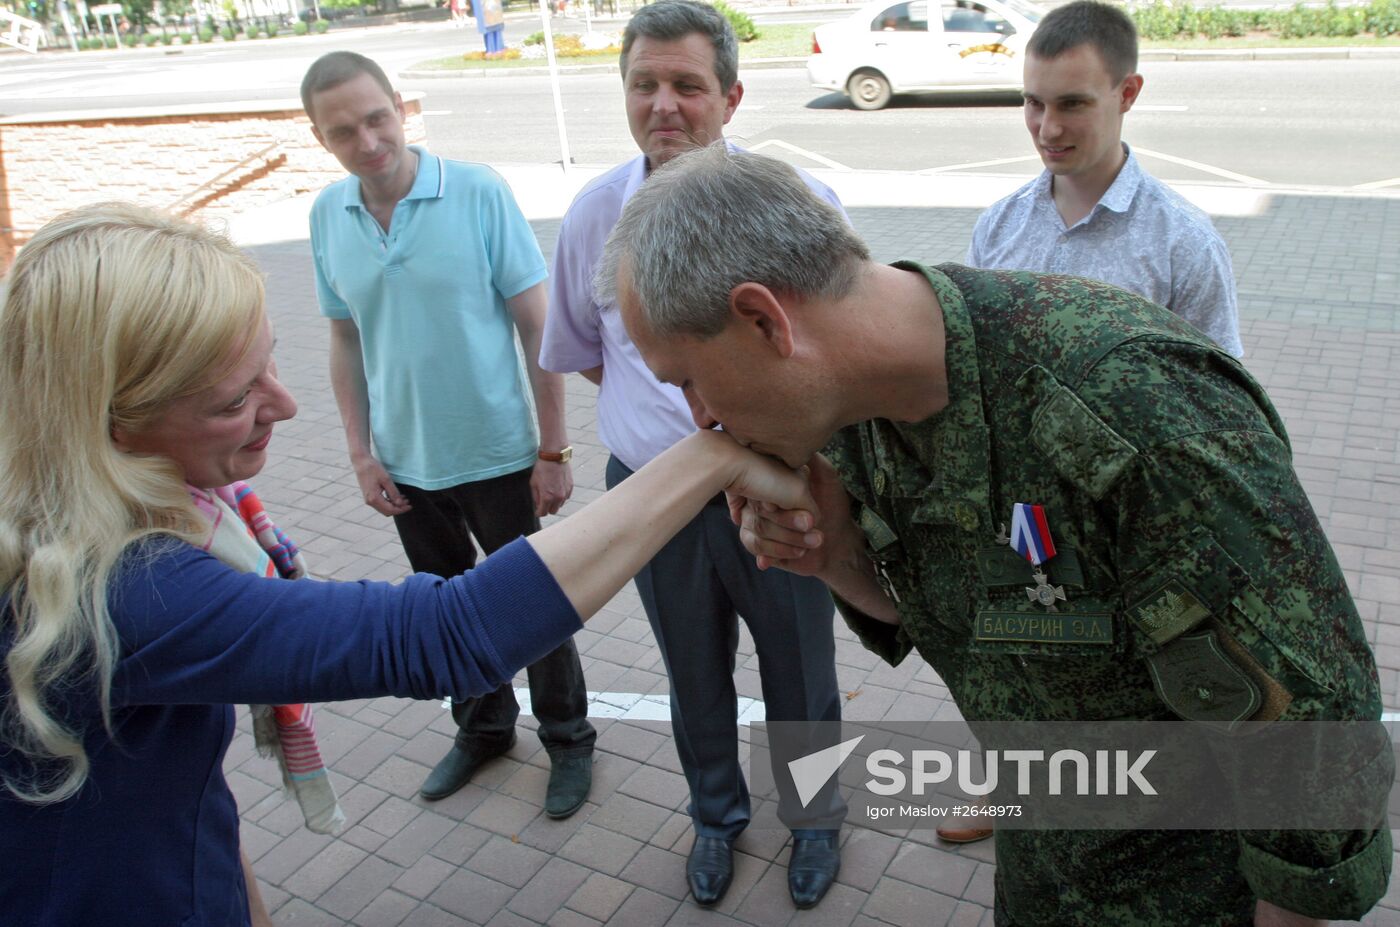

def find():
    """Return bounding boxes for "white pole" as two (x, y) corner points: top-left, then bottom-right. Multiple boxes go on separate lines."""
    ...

(59, 0), (79, 49)
(538, 0), (572, 175)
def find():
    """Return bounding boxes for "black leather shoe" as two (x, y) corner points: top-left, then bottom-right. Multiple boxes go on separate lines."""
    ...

(419, 737), (514, 801)
(788, 834), (840, 909)
(544, 753), (592, 819)
(686, 836), (734, 907)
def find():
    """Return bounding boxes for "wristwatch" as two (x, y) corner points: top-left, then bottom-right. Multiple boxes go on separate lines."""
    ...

(538, 446), (573, 463)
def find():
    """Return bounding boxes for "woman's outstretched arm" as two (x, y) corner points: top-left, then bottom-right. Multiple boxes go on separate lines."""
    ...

(528, 429), (812, 619)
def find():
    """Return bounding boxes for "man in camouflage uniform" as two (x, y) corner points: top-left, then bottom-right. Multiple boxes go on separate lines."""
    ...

(595, 144), (1392, 925)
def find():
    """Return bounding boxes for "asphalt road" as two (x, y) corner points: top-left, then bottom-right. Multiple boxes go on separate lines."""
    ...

(408, 59), (1400, 189)
(3, 22), (1399, 190)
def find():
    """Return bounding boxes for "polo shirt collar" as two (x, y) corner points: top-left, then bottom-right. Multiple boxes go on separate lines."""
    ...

(345, 146), (443, 212)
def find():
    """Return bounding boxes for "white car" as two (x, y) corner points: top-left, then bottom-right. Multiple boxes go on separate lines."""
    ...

(808, 0), (1046, 110)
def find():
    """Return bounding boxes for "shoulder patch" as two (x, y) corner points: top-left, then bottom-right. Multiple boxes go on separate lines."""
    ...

(1146, 629), (1261, 733)
(1019, 366), (1138, 500)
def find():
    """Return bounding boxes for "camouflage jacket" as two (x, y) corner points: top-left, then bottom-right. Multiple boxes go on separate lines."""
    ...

(826, 262), (1391, 924)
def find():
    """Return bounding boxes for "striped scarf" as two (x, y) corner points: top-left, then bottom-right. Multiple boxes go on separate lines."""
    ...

(189, 481), (345, 835)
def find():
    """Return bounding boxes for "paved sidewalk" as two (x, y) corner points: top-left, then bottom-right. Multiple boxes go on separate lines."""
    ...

(230, 166), (1400, 927)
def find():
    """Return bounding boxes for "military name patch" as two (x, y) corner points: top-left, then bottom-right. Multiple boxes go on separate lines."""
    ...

(1132, 580), (1210, 646)
(975, 610), (1113, 645)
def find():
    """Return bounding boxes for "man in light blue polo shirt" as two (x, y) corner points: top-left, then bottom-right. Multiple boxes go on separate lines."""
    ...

(302, 51), (595, 816)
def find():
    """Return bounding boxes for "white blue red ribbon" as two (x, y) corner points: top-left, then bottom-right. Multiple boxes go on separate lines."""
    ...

(1009, 503), (1056, 566)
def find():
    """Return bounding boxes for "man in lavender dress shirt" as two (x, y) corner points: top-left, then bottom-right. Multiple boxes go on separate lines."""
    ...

(968, 0), (1242, 358)
(540, 0), (846, 911)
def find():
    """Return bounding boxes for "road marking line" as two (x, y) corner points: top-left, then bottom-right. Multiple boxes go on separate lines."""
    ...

(420, 109), (452, 116)
(1131, 146), (1267, 185)
(919, 154), (1040, 174)
(446, 690), (768, 723)
(1352, 176), (1400, 191)
(452, 699), (1400, 726)
(1134, 104), (1189, 112)
(748, 138), (851, 172)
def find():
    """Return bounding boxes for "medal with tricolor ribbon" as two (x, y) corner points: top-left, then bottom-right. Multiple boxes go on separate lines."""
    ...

(1008, 503), (1066, 612)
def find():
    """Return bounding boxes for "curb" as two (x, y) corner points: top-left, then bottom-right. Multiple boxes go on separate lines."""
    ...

(1141, 45), (1400, 60)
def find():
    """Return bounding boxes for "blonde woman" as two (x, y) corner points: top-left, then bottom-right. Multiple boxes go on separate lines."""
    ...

(0, 203), (813, 926)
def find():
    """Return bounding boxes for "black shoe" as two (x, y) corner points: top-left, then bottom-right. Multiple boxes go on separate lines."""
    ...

(686, 835), (734, 907)
(544, 753), (592, 819)
(419, 737), (514, 801)
(788, 834), (840, 909)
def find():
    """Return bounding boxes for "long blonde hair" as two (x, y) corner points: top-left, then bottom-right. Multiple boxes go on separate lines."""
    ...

(0, 203), (265, 803)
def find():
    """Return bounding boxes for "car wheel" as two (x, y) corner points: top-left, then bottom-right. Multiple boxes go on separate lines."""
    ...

(847, 70), (892, 111)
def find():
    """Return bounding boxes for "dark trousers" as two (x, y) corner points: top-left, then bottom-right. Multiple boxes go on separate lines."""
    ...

(393, 467), (595, 758)
(607, 455), (845, 839)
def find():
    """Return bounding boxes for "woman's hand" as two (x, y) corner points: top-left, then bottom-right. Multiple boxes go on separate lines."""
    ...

(730, 453), (855, 579)
(730, 452), (900, 625)
(689, 429), (817, 519)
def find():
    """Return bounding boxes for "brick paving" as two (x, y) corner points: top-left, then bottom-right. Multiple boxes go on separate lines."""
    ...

(234, 177), (1400, 926)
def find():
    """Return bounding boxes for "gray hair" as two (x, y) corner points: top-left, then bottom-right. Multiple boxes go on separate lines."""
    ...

(620, 0), (739, 93)
(595, 144), (870, 338)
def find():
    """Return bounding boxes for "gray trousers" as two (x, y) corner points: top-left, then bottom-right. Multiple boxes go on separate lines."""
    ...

(607, 455), (845, 839)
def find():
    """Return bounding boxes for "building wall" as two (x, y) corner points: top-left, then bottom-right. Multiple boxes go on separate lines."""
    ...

(0, 97), (427, 268)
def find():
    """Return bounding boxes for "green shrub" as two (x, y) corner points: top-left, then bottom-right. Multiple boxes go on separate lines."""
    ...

(294, 20), (308, 34)
(1134, 2), (1285, 39)
(1225, 8), (1258, 36)
(161, 31), (175, 43)
(1133, 0), (1189, 39)
(143, 32), (159, 45)
(1326, 1), (1365, 35)
(199, 27), (213, 41)
(1368, 0), (1400, 34)
(122, 33), (138, 46)
(220, 25), (236, 40)
(266, 21), (279, 36)
(712, 0), (758, 41)
(104, 34), (118, 47)
(524, 29), (544, 45)
(314, 19), (328, 33)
